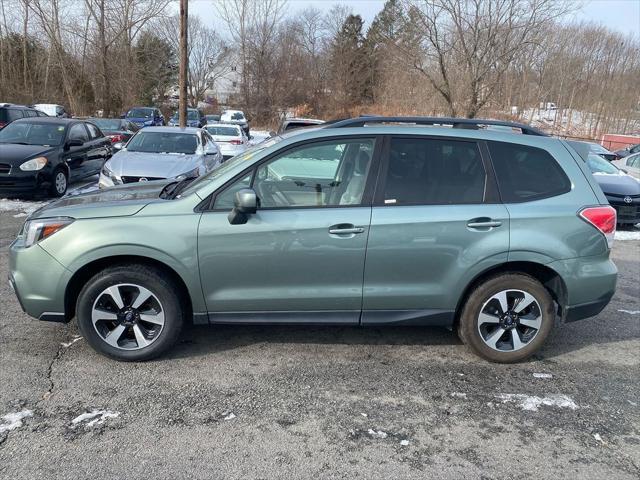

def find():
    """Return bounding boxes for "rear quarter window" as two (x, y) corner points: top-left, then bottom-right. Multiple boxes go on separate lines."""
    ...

(488, 141), (571, 203)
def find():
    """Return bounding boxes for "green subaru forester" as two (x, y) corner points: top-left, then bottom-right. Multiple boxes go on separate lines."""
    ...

(9, 117), (618, 363)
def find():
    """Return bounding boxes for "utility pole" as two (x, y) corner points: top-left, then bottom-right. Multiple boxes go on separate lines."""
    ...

(179, 0), (188, 128)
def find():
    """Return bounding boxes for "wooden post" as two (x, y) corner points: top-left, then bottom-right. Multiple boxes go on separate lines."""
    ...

(179, 0), (188, 128)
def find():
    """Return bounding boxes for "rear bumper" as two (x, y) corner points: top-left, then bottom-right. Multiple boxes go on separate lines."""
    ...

(548, 254), (617, 323)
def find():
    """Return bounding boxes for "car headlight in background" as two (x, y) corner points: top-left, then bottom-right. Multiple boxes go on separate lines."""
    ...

(19, 157), (48, 171)
(22, 217), (74, 248)
(176, 167), (200, 181)
(101, 163), (121, 184)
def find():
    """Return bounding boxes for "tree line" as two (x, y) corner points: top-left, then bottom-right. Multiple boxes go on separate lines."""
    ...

(0, 0), (638, 137)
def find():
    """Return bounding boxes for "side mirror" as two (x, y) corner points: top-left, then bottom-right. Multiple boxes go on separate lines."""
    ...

(65, 138), (84, 149)
(228, 188), (257, 225)
(119, 114), (125, 119)
(112, 142), (125, 152)
(204, 144), (218, 155)
(268, 131), (276, 137)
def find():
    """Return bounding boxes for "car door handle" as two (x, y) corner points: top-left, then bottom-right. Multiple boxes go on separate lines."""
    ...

(467, 219), (502, 229)
(328, 224), (365, 235)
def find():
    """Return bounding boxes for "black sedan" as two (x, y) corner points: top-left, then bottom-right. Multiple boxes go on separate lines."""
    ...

(586, 153), (640, 225)
(0, 118), (111, 197)
(88, 118), (139, 145)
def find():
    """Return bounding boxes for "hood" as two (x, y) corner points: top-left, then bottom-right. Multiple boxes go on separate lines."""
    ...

(29, 181), (170, 220)
(0, 144), (57, 164)
(107, 151), (202, 178)
(593, 172), (640, 196)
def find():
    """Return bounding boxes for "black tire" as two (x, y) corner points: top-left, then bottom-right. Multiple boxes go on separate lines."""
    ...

(49, 167), (68, 197)
(76, 264), (184, 361)
(458, 273), (555, 363)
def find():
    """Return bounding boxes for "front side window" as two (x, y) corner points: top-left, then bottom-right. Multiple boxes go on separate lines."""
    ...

(253, 138), (375, 208)
(382, 137), (486, 205)
(86, 123), (101, 139)
(488, 141), (571, 203)
(214, 173), (252, 209)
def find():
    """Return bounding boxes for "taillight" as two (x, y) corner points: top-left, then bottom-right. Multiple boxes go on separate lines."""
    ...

(230, 139), (242, 145)
(579, 206), (616, 248)
(0, 122), (6, 129)
(108, 134), (125, 143)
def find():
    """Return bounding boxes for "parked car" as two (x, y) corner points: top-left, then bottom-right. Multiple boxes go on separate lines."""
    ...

(168, 108), (206, 128)
(88, 118), (139, 145)
(0, 117), (111, 197)
(98, 126), (221, 188)
(0, 103), (47, 129)
(9, 117), (618, 363)
(32, 103), (70, 118)
(124, 107), (164, 128)
(613, 152), (640, 180)
(277, 117), (325, 134)
(205, 114), (221, 124)
(204, 123), (249, 161)
(583, 153), (640, 225)
(615, 143), (640, 158)
(220, 109), (249, 136)
(579, 141), (620, 162)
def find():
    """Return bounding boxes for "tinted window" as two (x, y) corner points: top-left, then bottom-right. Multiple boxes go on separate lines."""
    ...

(382, 138), (485, 205)
(254, 139), (375, 208)
(6, 109), (23, 122)
(86, 123), (101, 139)
(488, 141), (571, 203)
(68, 123), (89, 142)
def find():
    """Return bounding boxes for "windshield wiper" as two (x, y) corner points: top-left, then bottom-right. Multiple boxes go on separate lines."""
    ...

(161, 177), (196, 200)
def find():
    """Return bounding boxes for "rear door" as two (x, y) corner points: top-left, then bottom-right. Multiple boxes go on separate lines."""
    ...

(362, 135), (510, 325)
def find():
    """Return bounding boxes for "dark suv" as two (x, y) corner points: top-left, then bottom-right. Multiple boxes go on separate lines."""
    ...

(0, 103), (47, 129)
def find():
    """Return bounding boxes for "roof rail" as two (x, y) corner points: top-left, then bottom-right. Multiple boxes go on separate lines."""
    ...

(324, 116), (548, 136)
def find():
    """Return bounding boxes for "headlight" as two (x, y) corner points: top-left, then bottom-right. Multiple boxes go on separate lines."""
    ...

(20, 157), (48, 171)
(101, 163), (121, 184)
(22, 217), (74, 248)
(176, 167), (200, 181)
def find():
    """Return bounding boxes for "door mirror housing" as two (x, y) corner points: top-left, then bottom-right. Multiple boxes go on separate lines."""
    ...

(65, 138), (84, 149)
(204, 143), (218, 156)
(112, 142), (125, 152)
(228, 188), (257, 225)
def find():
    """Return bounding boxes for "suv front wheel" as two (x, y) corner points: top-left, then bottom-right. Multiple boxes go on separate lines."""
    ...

(458, 274), (555, 363)
(76, 264), (184, 361)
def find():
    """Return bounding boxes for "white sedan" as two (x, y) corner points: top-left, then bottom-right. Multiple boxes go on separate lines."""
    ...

(204, 123), (249, 161)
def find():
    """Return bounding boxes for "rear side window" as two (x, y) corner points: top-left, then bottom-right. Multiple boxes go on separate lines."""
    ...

(0, 109), (24, 122)
(488, 141), (571, 203)
(382, 137), (486, 205)
(24, 109), (37, 117)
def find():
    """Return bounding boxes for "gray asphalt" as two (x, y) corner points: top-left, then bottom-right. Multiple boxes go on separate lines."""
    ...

(0, 207), (638, 480)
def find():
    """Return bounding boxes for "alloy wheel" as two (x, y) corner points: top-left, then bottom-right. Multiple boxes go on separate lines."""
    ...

(91, 283), (165, 350)
(477, 289), (543, 352)
(55, 171), (67, 194)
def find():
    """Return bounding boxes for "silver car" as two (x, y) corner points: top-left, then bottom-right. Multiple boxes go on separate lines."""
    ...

(99, 126), (222, 188)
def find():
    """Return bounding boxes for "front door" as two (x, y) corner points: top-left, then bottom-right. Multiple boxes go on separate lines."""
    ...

(197, 137), (379, 324)
(362, 136), (510, 325)
(64, 123), (91, 180)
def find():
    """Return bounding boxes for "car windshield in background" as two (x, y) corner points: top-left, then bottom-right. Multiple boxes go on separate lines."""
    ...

(589, 144), (611, 154)
(587, 154), (620, 175)
(91, 119), (121, 130)
(0, 122), (65, 146)
(231, 113), (244, 120)
(188, 111), (199, 120)
(206, 126), (239, 136)
(126, 132), (198, 155)
(126, 108), (152, 118)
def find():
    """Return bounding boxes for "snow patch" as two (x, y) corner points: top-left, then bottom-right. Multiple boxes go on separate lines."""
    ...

(61, 335), (82, 348)
(0, 409), (33, 435)
(71, 409), (119, 428)
(222, 412), (236, 421)
(593, 433), (604, 443)
(533, 373), (553, 379)
(451, 392), (467, 399)
(0, 198), (45, 215)
(496, 394), (578, 412)
(615, 230), (640, 241)
(367, 429), (388, 439)
(248, 130), (272, 146)
(400, 439), (410, 446)
(618, 309), (640, 315)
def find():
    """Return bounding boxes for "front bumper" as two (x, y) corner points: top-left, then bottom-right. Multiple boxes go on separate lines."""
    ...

(0, 170), (49, 196)
(607, 195), (640, 224)
(9, 239), (71, 322)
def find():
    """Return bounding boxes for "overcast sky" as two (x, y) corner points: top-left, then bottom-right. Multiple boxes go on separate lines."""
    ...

(189, 0), (640, 36)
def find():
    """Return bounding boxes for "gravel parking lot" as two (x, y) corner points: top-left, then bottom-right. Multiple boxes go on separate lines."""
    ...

(0, 199), (638, 479)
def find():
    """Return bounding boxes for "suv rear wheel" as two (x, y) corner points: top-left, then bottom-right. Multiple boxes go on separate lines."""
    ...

(458, 273), (554, 363)
(76, 264), (184, 361)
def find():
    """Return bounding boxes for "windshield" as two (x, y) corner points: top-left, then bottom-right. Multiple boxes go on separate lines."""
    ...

(126, 131), (199, 154)
(180, 136), (282, 196)
(188, 110), (199, 120)
(587, 154), (620, 175)
(206, 126), (240, 136)
(126, 108), (153, 118)
(589, 143), (610, 154)
(91, 119), (121, 130)
(0, 122), (65, 146)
